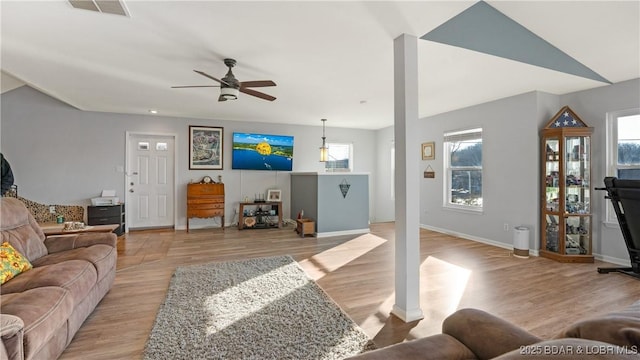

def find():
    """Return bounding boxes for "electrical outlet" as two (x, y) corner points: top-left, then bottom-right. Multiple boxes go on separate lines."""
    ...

(503, 223), (509, 232)
(49, 206), (56, 214)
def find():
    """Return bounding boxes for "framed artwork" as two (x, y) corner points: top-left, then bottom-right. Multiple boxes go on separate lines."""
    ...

(189, 126), (223, 170)
(422, 141), (435, 160)
(267, 189), (282, 202)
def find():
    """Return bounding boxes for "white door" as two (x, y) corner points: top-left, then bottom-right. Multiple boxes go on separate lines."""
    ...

(127, 134), (175, 229)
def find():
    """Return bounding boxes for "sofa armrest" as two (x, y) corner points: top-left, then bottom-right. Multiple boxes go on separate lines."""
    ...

(443, 308), (542, 360)
(1, 314), (24, 360)
(44, 232), (117, 253)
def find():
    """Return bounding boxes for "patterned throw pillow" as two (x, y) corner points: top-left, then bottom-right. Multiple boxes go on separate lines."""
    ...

(0, 241), (33, 285)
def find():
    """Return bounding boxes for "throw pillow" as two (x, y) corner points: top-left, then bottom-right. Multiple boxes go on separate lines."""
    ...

(0, 241), (33, 284)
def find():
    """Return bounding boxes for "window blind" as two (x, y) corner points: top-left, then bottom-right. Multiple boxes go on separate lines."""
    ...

(444, 128), (482, 142)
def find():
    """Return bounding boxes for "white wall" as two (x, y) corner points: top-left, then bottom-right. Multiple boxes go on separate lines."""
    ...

(415, 91), (553, 251)
(374, 125), (395, 222)
(0, 86), (377, 229)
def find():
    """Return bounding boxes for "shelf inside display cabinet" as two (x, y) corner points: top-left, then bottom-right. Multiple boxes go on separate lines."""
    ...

(540, 106), (593, 263)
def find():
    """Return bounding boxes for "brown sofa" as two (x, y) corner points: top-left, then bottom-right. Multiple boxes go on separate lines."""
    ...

(348, 302), (640, 359)
(0, 197), (117, 360)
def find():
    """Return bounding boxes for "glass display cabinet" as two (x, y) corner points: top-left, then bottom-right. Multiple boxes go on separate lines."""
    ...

(540, 106), (594, 262)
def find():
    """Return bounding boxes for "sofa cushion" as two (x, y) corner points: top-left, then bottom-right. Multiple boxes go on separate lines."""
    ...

(1, 286), (74, 360)
(557, 301), (640, 347)
(0, 242), (32, 284)
(0, 198), (47, 262)
(0, 260), (97, 305)
(32, 244), (116, 282)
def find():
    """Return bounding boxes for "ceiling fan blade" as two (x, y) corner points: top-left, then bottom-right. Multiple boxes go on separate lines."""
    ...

(240, 87), (276, 101)
(171, 85), (220, 88)
(193, 70), (230, 87)
(240, 80), (276, 88)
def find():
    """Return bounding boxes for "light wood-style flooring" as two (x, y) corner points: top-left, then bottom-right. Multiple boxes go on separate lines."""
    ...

(60, 222), (640, 359)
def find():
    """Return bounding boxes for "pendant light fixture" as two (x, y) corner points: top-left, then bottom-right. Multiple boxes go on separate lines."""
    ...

(319, 118), (328, 162)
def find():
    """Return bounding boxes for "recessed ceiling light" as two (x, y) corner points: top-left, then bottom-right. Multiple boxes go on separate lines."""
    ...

(148, 110), (158, 114)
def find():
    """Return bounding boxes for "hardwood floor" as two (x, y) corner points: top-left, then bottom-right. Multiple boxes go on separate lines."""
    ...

(60, 222), (640, 359)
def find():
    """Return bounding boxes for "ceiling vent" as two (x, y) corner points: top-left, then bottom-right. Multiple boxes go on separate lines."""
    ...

(68, 0), (129, 17)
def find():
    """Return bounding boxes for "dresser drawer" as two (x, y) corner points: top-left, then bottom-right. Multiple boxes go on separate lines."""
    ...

(188, 209), (224, 218)
(187, 199), (224, 209)
(88, 205), (122, 218)
(187, 197), (224, 204)
(89, 216), (121, 225)
(187, 183), (224, 196)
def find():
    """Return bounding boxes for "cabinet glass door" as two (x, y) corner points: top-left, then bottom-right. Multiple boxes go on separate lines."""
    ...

(565, 215), (590, 255)
(565, 136), (590, 214)
(564, 136), (591, 256)
(545, 139), (560, 213)
(545, 214), (560, 253)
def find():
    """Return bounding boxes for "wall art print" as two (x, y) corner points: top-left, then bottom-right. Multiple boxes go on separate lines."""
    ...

(189, 126), (223, 170)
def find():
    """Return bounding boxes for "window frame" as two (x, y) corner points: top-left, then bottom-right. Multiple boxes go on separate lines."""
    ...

(325, 142), (353, 172)
(443, 128), (483, 213)
(604, 108), (640, 225)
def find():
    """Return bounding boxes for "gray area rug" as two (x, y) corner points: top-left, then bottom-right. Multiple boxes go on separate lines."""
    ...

(143, 255), (375, 359)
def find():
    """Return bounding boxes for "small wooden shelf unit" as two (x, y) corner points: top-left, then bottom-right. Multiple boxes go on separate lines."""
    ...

(187, 182), (225, 232)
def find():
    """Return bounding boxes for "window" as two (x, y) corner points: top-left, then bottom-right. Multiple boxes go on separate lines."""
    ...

(325, 143), (353, 172)
(444, 128), (483, 210)
(605, 108), (640, 224)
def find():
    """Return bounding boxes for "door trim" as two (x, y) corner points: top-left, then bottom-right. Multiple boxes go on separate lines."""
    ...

(125, 131), (178, 232)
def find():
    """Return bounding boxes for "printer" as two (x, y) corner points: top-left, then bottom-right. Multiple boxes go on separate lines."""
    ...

(91, 190), (120, 206)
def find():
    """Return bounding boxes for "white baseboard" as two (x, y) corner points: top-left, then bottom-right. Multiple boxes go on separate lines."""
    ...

(316, 228), (370, 238)
(391, 305), (424, 322)
(420, 224), (632, 265)
(594, 254), (631, 267)
(420, 224), (515, 251)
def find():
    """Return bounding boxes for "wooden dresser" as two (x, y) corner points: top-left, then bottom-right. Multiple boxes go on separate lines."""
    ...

(187, 182), (225, 232)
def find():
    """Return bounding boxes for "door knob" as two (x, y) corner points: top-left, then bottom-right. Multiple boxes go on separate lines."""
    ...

(129, 189), (134, 193)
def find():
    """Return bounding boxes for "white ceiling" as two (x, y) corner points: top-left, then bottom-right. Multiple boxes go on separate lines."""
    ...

(1, 1), (638, 130)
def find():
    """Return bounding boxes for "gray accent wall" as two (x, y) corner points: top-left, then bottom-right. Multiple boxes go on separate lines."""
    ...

(291, 173), (369, 234)
(0, 86), (377, 229)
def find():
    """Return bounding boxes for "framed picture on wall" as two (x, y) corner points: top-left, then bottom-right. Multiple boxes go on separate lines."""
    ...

(189, 126), (223, 170)
(422, 141), (435, 160)
(267, 189), (282, 202)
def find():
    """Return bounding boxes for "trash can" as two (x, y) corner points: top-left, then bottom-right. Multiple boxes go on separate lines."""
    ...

(513, 226), (530, 258)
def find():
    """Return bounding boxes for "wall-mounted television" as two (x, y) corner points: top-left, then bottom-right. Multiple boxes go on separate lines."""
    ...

(232, 132), (294, 171)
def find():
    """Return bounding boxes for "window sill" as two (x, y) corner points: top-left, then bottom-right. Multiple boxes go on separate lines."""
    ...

(603, 221), (620, 229)
(443, 204), (483, 215)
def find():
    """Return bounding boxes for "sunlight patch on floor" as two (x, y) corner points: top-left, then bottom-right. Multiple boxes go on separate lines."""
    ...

(420, 256), (471, 316)
(360, 256), (471, 337)
(203, 264), (307, 335)
(299, 233), (387, 280)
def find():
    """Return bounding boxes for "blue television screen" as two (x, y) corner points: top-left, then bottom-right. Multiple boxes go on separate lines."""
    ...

(232, 132), (294, 171)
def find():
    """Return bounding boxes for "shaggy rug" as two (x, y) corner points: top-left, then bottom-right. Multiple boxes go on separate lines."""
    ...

(143, 255), (375, 360)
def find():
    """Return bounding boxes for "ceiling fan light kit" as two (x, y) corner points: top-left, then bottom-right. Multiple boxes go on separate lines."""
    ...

(173, 58), (277, 102)
(219, 87), (239, 101)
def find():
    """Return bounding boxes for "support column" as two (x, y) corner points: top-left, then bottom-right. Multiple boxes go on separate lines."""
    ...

(391, 33), (423, 322)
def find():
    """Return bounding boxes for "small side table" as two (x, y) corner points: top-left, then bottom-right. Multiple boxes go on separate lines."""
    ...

(295, 219), (315, 238)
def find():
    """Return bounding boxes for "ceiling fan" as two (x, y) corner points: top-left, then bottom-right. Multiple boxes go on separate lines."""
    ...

(172, 58), (276, 102)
